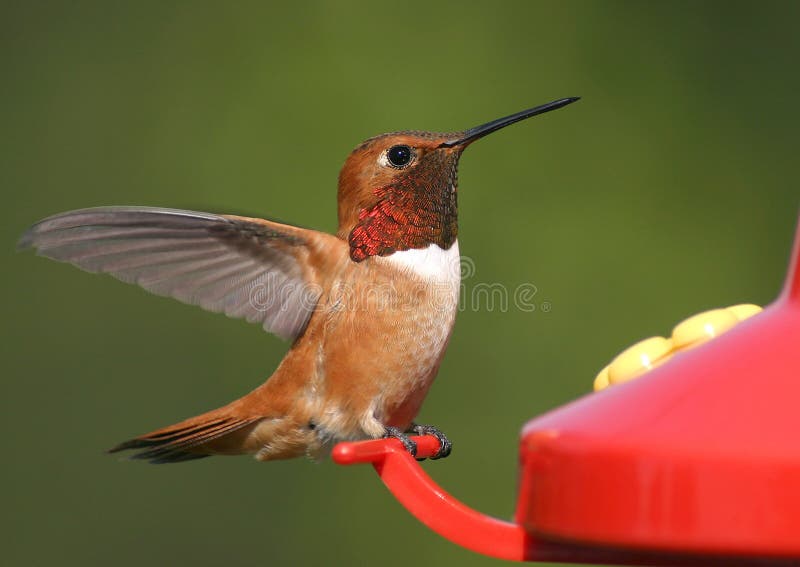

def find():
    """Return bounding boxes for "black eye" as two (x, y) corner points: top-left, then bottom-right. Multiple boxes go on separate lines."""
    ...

(386, 145), (413, 168)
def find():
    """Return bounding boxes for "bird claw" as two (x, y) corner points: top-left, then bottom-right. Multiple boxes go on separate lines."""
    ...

(382, 424), (453, 461)
(410, 424), (452, 460)
(382, 426), (418, 458)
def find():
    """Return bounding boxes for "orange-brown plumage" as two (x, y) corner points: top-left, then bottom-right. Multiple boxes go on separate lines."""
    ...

(19, 98), (578, 463)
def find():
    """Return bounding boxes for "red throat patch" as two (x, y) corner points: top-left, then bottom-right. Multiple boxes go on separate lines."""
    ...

(348, 149), (459, 261)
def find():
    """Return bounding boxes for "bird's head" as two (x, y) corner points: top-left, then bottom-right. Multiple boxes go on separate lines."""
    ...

(336, 98), (579, 262)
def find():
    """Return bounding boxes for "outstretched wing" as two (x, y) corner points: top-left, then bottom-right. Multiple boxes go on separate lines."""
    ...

(18, 206), (347, 340)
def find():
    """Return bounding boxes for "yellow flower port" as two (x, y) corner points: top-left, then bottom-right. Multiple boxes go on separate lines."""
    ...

(594, 304), (763, 391)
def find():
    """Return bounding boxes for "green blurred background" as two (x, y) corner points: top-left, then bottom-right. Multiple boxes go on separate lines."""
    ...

(2, 1), (799, 566)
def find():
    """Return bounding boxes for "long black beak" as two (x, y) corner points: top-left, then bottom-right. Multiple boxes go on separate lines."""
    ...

(440, 97), (580, 148)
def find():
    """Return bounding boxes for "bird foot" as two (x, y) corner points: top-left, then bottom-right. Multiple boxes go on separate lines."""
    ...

(382, 426), (418, 458)
(410, 424), (452, 460)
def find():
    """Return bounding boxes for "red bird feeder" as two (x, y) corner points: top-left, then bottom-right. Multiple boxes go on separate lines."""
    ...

(333, 216), (800, 565)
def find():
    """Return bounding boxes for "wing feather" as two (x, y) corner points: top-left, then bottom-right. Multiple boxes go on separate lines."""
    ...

(19, 206), (347, 340)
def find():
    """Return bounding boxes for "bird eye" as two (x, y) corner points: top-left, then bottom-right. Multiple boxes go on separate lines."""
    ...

(386, 145), (413, 168)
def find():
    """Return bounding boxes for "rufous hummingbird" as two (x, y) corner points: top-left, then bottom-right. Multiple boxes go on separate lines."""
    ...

(19, 97), (578, 463)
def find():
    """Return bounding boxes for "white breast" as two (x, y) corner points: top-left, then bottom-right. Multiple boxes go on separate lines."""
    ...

(383, 240), (461, 284)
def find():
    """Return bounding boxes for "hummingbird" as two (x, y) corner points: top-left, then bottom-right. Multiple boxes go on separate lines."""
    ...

(18, 97), (578, 464)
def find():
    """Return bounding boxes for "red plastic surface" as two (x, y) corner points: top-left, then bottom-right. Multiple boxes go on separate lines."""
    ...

(334, 436), (800, 565)
(516, 218), (800, 558)
(332, 437), (687, 564)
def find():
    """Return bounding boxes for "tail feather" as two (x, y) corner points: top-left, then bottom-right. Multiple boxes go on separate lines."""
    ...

(109, 415), (262, 464)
